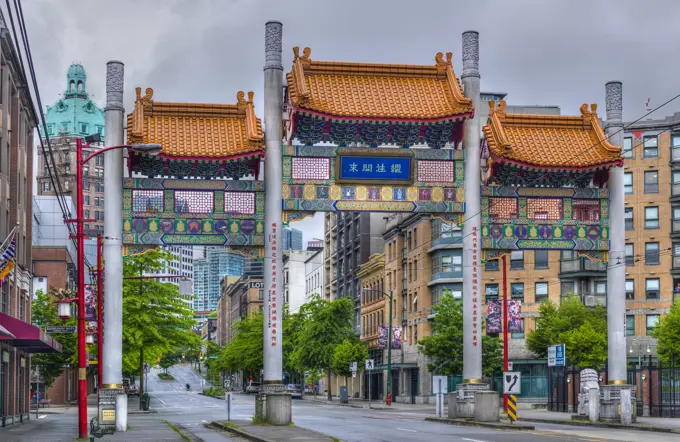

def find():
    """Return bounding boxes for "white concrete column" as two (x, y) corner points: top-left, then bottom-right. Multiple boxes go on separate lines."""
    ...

(605, 81), (626, 383)
(461, 30), (482, 383)
(263, 21), (284, 387)
(103, 61), (125, 388)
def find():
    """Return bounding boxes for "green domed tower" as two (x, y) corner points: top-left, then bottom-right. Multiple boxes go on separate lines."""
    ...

(39, 63), (105, 138)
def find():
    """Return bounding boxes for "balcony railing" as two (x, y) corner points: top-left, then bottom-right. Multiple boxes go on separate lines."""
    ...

(560, 258), (607, 273)
(580, 293), (607, 307)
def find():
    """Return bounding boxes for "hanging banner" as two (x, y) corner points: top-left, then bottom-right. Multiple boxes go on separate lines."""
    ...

(377, 326), (388, 349)
(84, 285), (97, 321)
(507, 300), (522, 333)
(391, 326), (402, 349)
(487, 300), (501, 336)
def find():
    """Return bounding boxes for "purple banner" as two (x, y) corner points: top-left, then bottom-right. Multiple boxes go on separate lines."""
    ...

(487, 300), (501, 335)
(377, 326), (388, 349)
(507, 300), (522, 333)
(84, 285), (97, 321)
(391, 326), (402, 349)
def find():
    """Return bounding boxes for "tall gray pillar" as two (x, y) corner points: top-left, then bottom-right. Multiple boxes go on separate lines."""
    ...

(461, 30), (482, 384)
(263, 20), (284, 388)
(605, 81), (626, 383)
(103, 61), (127, 431)
(261, 20), (291, 425)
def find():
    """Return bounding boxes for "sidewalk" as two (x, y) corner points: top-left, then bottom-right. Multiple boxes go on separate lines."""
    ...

(212, 420), (335, 441)
(517, 408), (680, 432)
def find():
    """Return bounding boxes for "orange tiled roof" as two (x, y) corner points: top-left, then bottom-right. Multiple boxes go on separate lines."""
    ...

(483, 101), (623, 169)
(286, 48), (473, 120)
(127, 88), (264, 159)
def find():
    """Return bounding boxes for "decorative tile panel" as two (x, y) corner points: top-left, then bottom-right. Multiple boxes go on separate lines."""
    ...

(291, 157), (330, 180)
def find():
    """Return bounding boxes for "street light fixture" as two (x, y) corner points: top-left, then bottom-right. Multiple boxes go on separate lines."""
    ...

(57, 299), (75, 320)
(86, 334), (95, 345)
(363, 288), (394, 406)
(68, 136), (163, 438)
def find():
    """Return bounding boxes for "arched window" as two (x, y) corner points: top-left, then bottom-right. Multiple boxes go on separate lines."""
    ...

(77, 81), (83, 93)
(70, 81), (75, 92)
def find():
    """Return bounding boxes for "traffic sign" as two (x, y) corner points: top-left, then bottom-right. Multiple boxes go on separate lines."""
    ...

(432, 376), (448, 394)
(503, 372), (521, 395)
(349, 362), (358, 372)
(547, 344), (566, 367)
(365, 359), (374, 370)
(46, 326), (76, 333)
(508, 361), (513, 371)
(143, 362), (150, 373)
(507, 394), (517, 423)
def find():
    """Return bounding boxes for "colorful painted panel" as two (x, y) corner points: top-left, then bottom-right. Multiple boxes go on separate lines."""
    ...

(481, 185), (609, 251)
(123, 178), (264, 246)
(282, 145), (464, 213)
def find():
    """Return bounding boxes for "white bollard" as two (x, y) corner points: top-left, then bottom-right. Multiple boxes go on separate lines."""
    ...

(115, 393), (128, 432)
(588, 388), (600, 423)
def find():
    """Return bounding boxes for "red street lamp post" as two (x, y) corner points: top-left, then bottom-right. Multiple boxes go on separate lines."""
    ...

(67, 135), (161, 438)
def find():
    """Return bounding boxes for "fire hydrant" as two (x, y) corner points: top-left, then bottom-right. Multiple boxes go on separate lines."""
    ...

(387, 393), (392, 406)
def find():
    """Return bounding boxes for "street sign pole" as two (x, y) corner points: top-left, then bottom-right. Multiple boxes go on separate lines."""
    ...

(225, 391), (232, 421)
(368, 368), (371, 409)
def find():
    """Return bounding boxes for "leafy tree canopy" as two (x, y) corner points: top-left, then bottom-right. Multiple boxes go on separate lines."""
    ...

(652, 298), (680, 364)
(417, 288), (502, 377)
(331, 338), (369, 378)
(526, 294), (607, 368)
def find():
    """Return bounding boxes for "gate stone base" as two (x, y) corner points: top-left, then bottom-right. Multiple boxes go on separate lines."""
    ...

(448, 383), (490, 419)
(600, 384), (636, 423)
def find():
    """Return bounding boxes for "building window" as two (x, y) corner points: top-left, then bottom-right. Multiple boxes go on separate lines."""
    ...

(510, 251), (524, 270)
(413, 228), (417, 248)
(626, 315), (635, 336)
(96, 155), (104, 166)
(485, 259), (499, 271)
(644, 206), (659, 229)
(534, 250), (549, 269)
(572, 199), (600, 222)
(80, 123), (88, 134)
(511, 318), (525, 339)
(645, 278), (660, 299)
(535, 282), (548, 301)
(510, 283), (524, 301)
(48, 124), (55, 135)
(622, 137), (633, 158)
(645, 242), (660, 265)
(259, 290), (264, 300)
(624, 172), (633, 195)
(644, 171), (659, 193)
(672, 135), (680, 161)
(561, 282), (575, 297)
(42, 182), (51, 192)
(84, 195), (90, 205)
(646, 314), (659, 335)
(674, 172), (680, 197)
(595, 281), (607, 296)
(1, 283), (6, 313)
(643, 135), (658, 157)
(626, 280), (634, 300)
(432, 254), (462, 275)
(485, 284), (499, 301)
(625, 243), (635, 266)
(625, 208), (634, 230)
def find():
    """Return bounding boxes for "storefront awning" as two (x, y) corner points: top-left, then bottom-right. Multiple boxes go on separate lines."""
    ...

(0, 313), (62, 353)
(0, 323), (15, 337)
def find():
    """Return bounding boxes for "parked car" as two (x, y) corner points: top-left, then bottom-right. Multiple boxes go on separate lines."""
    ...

(245, 381), (261, 394)
(125, 383), (140, 397)
(287, 384), (303, 399)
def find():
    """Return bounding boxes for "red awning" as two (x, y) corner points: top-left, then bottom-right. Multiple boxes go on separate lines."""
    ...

(0, 313), (62, 353)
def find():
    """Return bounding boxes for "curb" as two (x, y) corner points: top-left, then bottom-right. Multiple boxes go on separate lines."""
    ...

(209, 421), (273, 442)
(426, 417), (535, 431)
(519, 417), (680, 434)
(198, 393), (225, 400)
(305, 397), (397, 411)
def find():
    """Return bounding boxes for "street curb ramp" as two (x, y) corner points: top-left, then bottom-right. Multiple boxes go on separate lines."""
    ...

(426, 416), (535, 431)
(209, 421), (341, 442)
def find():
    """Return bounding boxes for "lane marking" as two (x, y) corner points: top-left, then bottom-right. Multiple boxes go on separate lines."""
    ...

(154, 396), (167, 405)
(462, 439), (488, 442)
(38, 414), (47, 419)
(397, 428), (417, 432)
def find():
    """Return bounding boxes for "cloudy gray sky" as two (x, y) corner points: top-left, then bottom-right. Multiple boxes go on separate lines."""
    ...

(15, 0), (680, 243)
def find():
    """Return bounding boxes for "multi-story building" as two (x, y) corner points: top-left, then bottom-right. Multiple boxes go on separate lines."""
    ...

(357, 253), (385, 399)
(282, 227), (303, 250)
(0, 14), (63, 424)
(304, 249), (323, 302)
(323, 212), (385, 333)
(192, 248), (243, 313)
(35, 64), (106, 237)
(283, 250), (317, 313)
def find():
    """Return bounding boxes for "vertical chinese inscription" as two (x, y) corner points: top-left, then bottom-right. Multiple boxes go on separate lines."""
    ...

(268, 222), (278, 347)
(471, 226), (480, 348)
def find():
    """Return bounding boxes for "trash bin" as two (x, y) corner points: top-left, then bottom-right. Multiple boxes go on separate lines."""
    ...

(142, 393), (151, 411)
(340, 386), (349, 404)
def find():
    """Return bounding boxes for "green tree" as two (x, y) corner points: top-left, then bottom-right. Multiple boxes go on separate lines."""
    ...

(417, 289), (502, 377)
(31, 288), (78, 391)
(526, 295), (607, 368)
(289, 295), (354, 401)
(220, 311), (264, 375)
(331, 338), (369, 380)
(123, 250), (200, 397)
(158, 352), (179, 373)
(652, 299), (680, 364)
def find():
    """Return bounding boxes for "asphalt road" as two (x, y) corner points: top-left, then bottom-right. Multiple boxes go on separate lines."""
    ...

(147, 364), (680, 442)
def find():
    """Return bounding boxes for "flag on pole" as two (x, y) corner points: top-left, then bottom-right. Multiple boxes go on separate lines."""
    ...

(0, 228), (18, 286)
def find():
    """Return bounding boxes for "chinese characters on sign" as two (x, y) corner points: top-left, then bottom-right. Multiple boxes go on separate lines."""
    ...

(471, 226), (479, 347)
(268, 222), (279, 347)
(337, 155), (413, 184)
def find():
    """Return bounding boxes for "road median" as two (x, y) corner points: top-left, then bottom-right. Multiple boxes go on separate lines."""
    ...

(210, 420), (338, 442)
(426, 416), (535, 431)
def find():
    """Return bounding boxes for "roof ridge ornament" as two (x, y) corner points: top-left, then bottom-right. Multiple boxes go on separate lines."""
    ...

(292, 46), (312, 67)
(135, 87), (154, 104)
